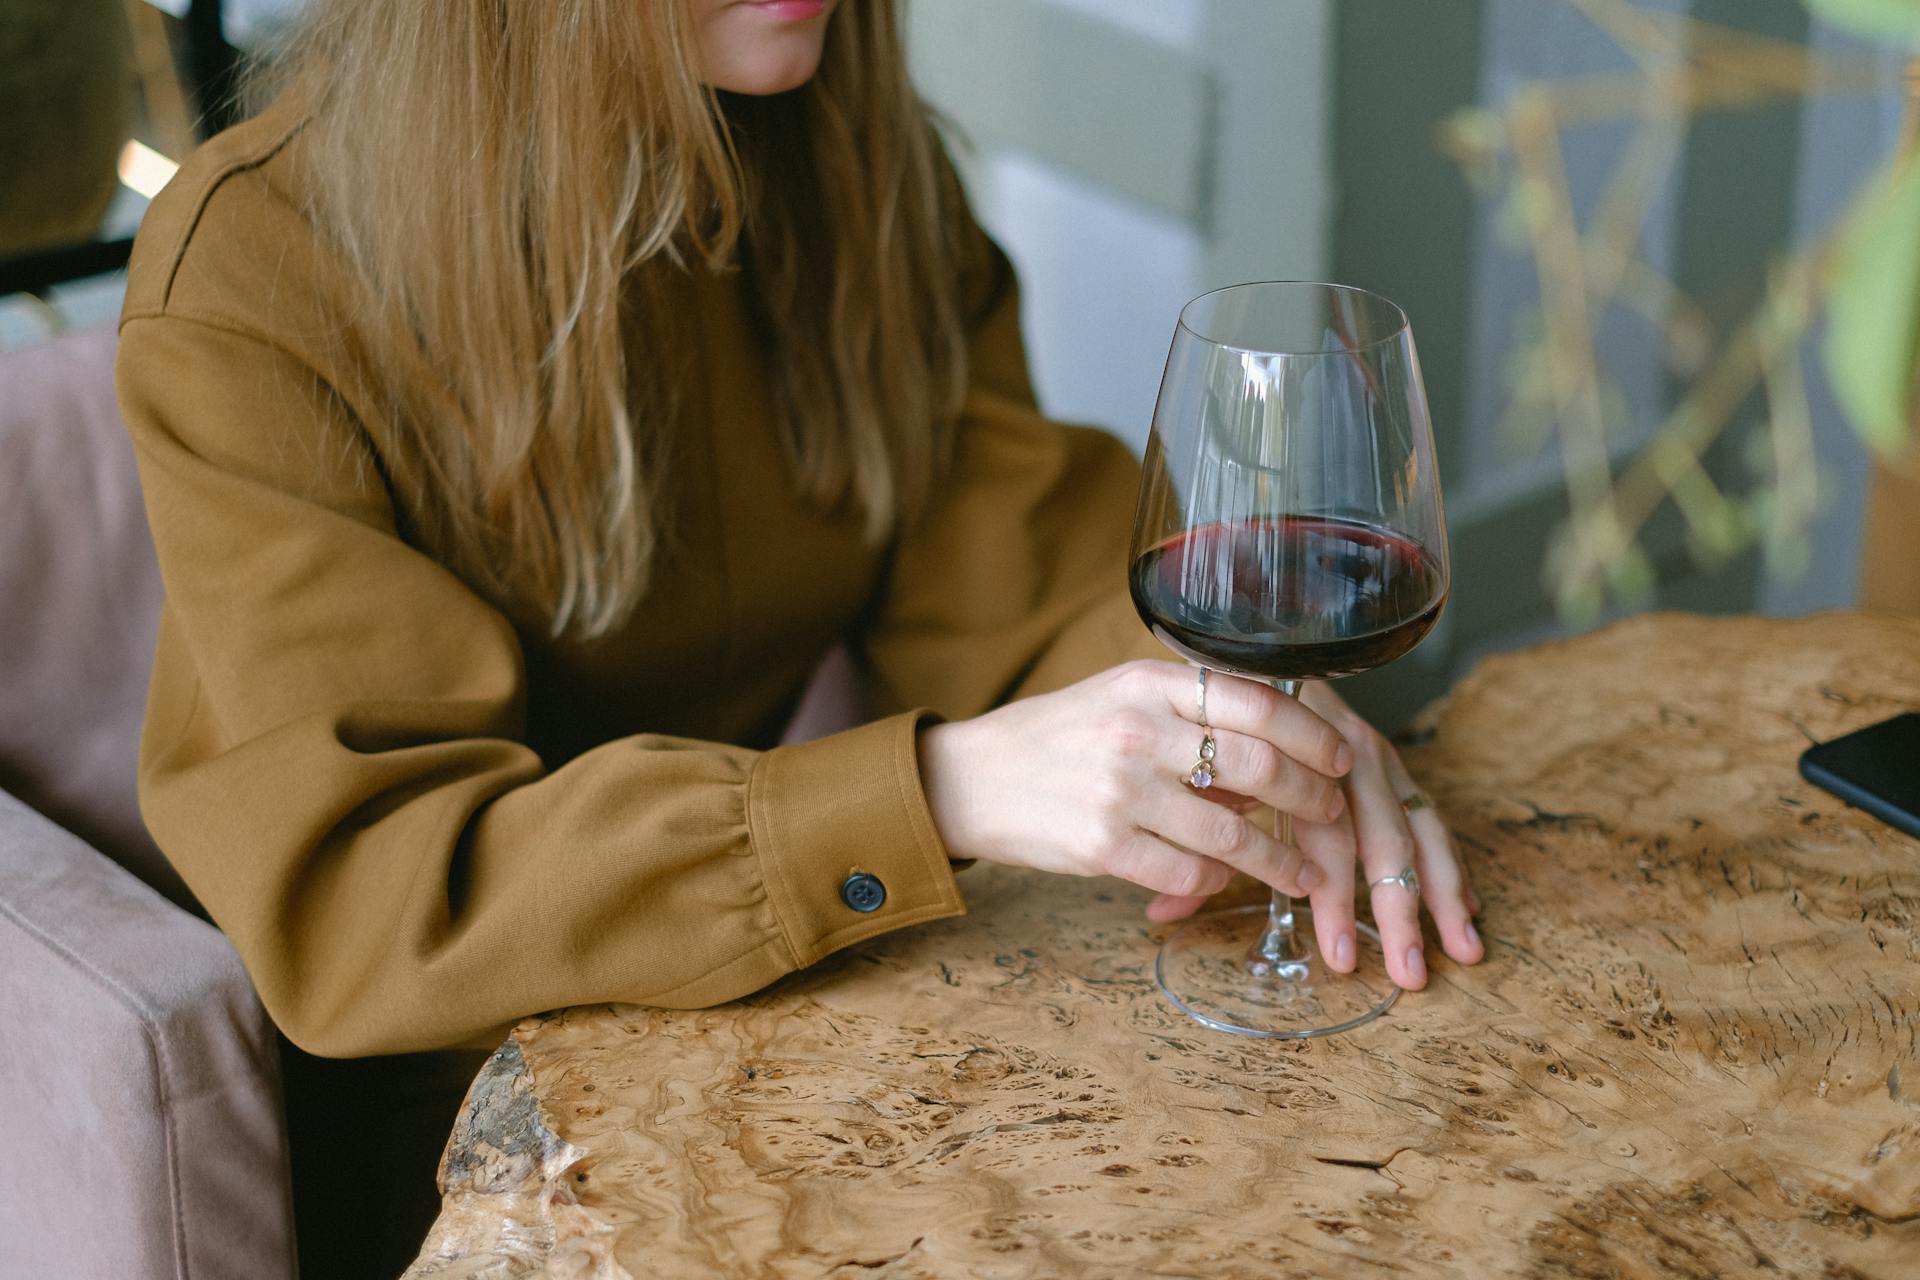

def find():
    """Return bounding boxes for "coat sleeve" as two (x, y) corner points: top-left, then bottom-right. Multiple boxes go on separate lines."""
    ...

(855, 240), (1173, 721)
(118, 312), (962, 1057)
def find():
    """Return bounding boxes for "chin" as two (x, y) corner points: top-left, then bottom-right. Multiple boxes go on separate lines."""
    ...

(715, 52), (825, 96)
(698, 6), (833, 97)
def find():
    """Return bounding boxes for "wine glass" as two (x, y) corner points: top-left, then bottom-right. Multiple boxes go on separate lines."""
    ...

(1128, 281), (1450, 1040)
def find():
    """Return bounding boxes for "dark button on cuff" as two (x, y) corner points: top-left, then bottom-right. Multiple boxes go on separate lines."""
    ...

(840, 872), (886, 913)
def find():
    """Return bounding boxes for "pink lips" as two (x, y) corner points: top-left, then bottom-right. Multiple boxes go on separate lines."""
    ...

(742, 0), (829, 19)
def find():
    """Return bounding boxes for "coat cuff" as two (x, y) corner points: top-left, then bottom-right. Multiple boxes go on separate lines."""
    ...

(747, 711), (965, 968)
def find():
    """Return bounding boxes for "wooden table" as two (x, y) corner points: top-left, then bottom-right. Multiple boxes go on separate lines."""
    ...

(404, 613), (1920, 1278)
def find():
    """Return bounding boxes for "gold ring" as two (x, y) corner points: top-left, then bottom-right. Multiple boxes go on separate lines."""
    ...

(1400, 791), (1434, 814)
(1187, 732), (1218, 790)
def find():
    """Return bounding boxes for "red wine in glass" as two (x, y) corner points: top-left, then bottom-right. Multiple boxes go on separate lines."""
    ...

(1129, 516), (1446, 682)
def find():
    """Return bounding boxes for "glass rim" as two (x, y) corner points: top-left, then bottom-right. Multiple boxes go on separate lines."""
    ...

(1175, 280), (1411, 358)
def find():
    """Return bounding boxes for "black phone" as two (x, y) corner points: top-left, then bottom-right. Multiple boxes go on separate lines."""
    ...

(1798, 712), (1920, 840)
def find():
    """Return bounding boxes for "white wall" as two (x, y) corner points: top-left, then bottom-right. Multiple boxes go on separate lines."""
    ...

(964, 153), (1205, 450)
(909, 0), (1335, 452)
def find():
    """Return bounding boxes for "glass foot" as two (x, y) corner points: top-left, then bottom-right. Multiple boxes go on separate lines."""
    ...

(1155, 903), (1400, 1039)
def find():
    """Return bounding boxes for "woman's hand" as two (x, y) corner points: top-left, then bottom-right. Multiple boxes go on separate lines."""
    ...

(920, 659), (1356, 915)
(920, 663), (1483, 992)
(1143, 679), (1484, 989)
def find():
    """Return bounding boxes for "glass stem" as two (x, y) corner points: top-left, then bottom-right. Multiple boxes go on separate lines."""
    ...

(1246, 679), (1313, 982)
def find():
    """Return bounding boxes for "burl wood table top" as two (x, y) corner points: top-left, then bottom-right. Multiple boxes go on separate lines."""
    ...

(404, 612), (1919, 1279)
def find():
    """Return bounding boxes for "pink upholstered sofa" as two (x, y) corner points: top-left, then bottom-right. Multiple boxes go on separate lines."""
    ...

(0, 324), (297, 1278)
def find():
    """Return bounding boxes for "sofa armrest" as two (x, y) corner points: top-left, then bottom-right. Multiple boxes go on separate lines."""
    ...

(0, 789), (295, 1280)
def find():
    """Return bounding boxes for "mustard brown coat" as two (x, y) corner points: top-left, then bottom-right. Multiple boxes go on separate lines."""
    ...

(118, 99), (1160, 1057)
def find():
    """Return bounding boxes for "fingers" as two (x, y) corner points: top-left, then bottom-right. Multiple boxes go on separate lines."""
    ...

(1347, 741), (1428, 990)
(1380, 753), (1484, 967)
(1101, 830), (1237, 901)
(1146, 891), (1210, 923)
(1144, 809), (1353, 933)
(1135, 786), (1323, 899)
(1294, 809), (1359, 972)
(1149, 664), (1353, 780)
(1145, 808), (1356, 942)
(1103, 664), (1481, 973)
(1173, 726), (1347, 825)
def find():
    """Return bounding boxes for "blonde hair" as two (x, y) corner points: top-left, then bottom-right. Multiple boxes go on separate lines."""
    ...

(262, 0), (970, 638)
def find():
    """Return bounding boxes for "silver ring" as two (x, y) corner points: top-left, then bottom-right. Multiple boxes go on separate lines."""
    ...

(1187, 732), (1218, 790)
(1371, 866), (1419, 894)
(1195, 666), (1211, 729)
(1400, 791), (1434, 814)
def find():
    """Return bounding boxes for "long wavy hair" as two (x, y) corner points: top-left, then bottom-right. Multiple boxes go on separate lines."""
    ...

(259, 0), (970, 638)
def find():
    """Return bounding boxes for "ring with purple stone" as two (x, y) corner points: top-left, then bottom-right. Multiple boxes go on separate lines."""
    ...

(1187, 732), (1218, 790)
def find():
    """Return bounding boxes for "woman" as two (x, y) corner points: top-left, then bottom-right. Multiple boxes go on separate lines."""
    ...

(120, 0), (1481, 1266)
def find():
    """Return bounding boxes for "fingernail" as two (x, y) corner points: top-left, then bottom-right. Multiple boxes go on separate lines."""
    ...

(1405, 946), (1426, 985)
(1333, 742), (1354, 774)
(1334, 931), (1355, 970)
(1296, 863), (1325, 893)
(1466, 920), (1481, 950)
